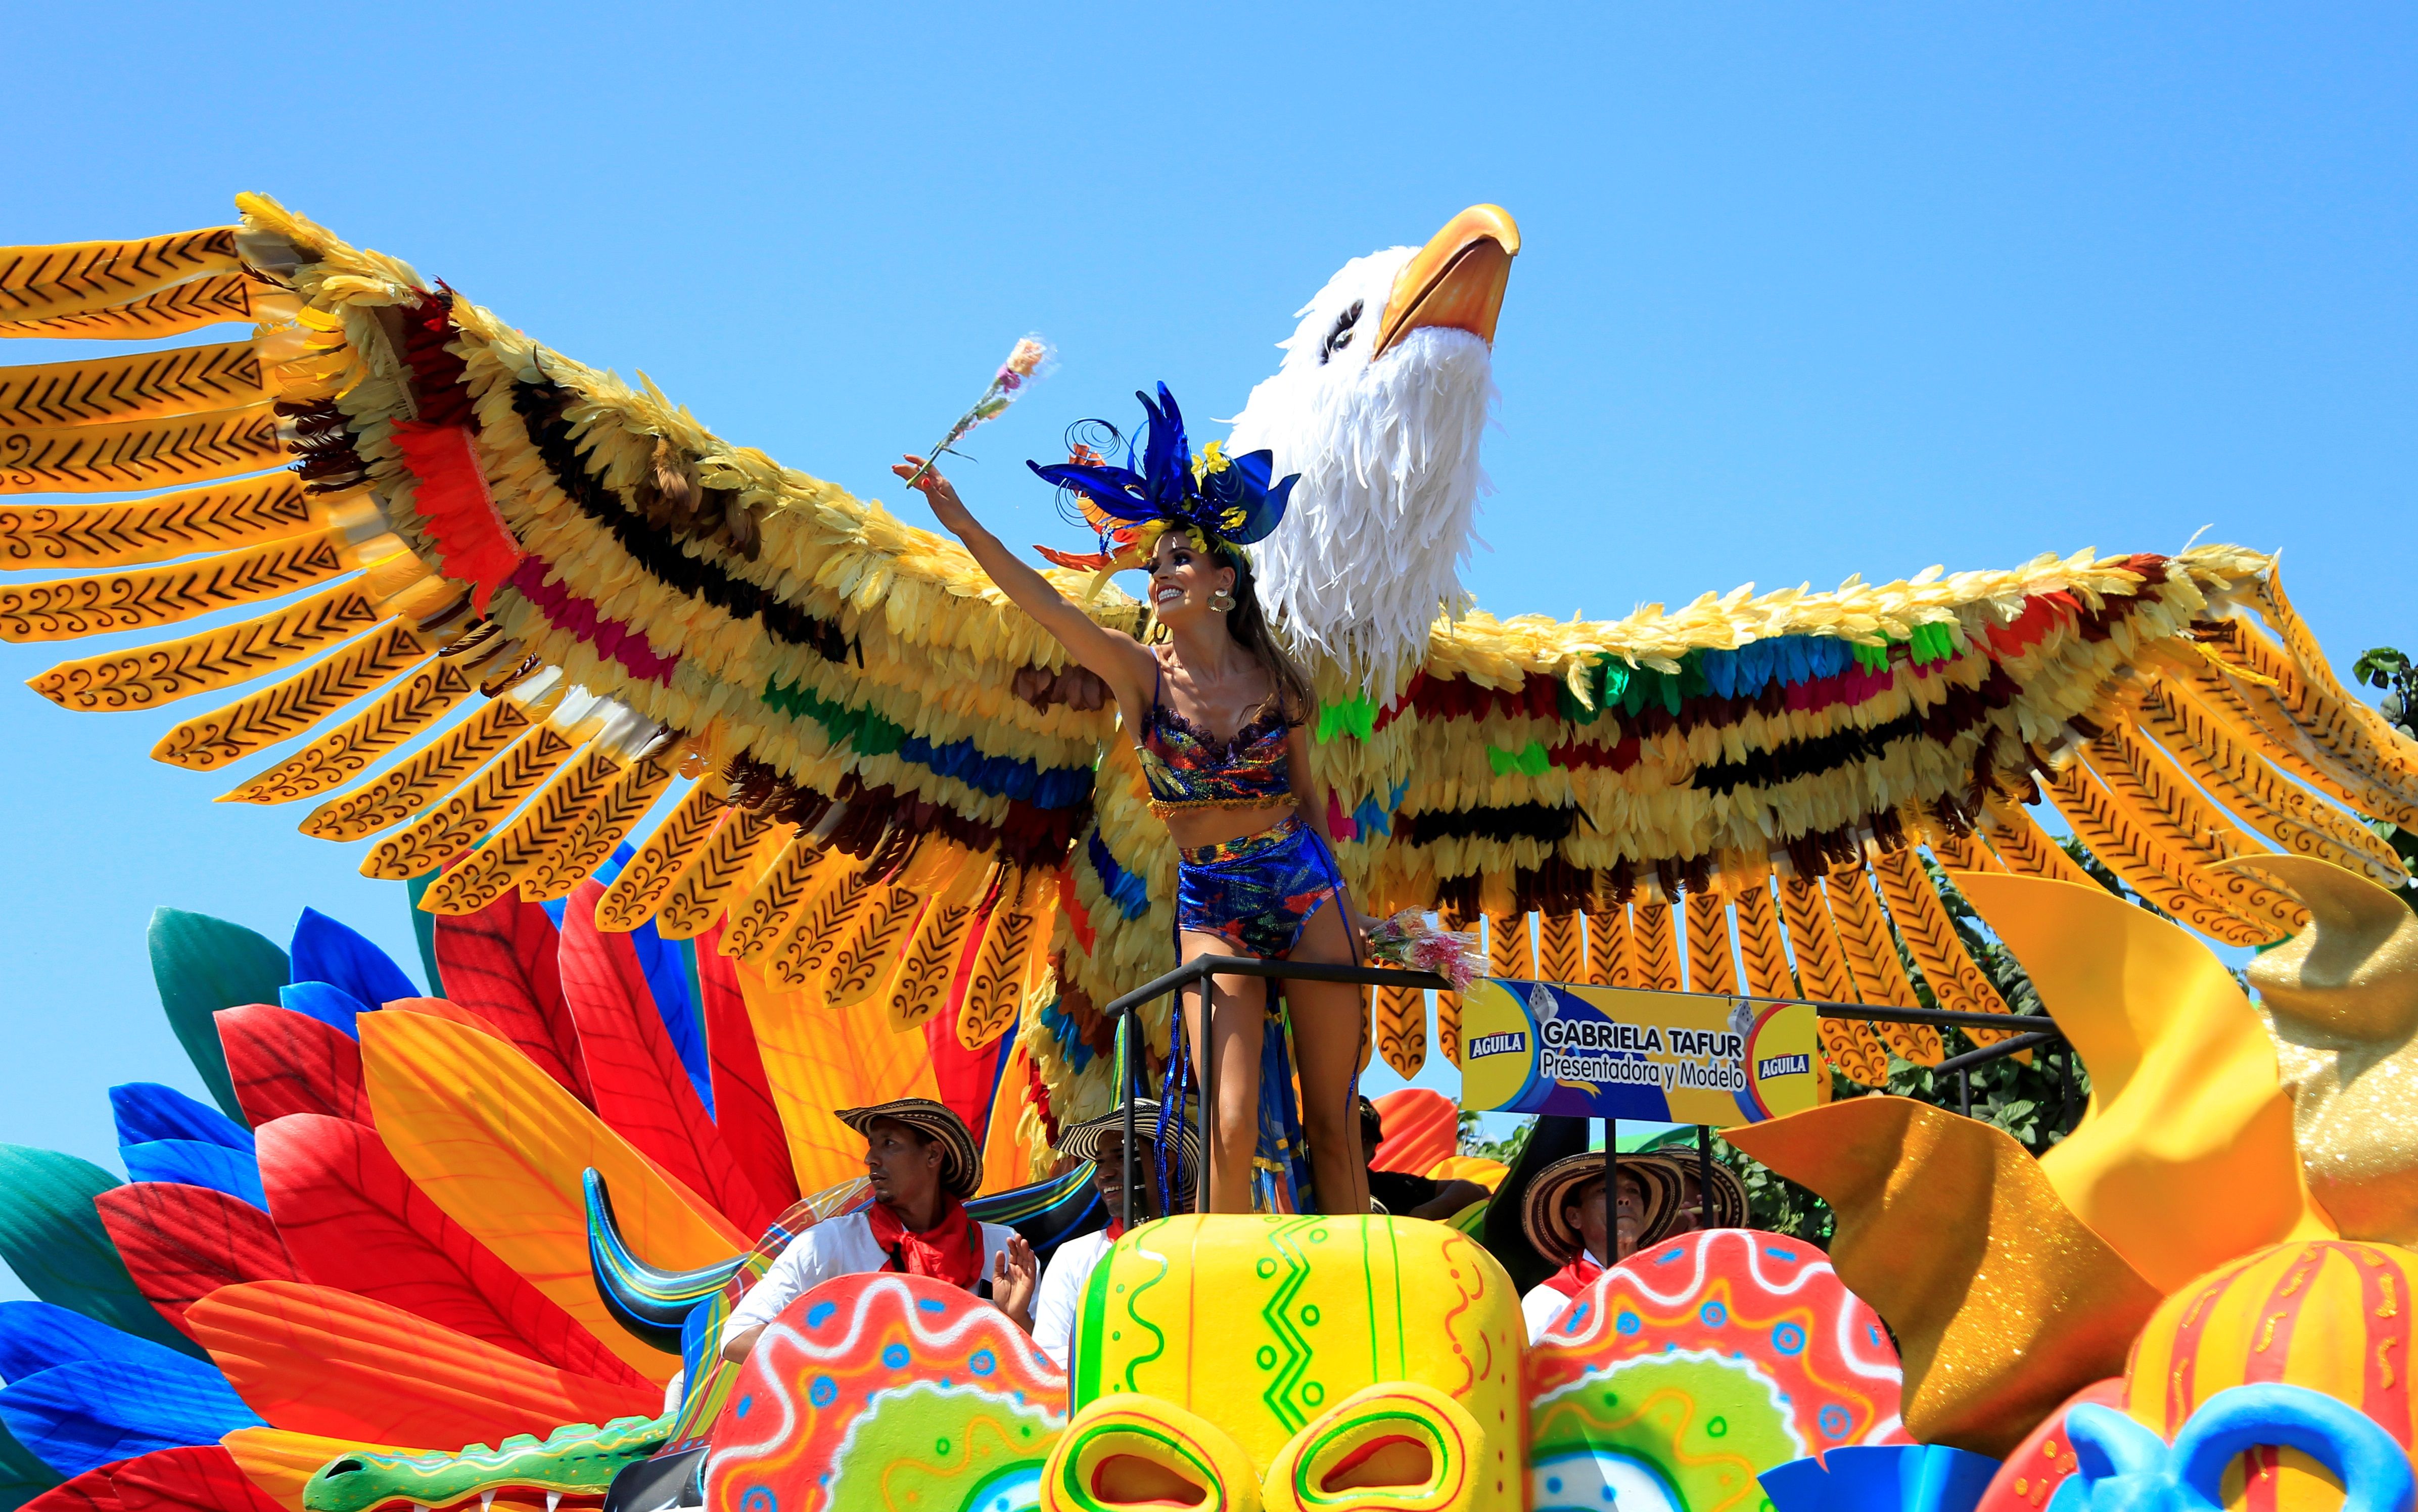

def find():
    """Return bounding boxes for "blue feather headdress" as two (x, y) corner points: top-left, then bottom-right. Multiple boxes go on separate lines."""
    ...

(1027, 385), (1297, 577)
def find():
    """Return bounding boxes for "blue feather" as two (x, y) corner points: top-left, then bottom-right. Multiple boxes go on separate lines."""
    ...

(289, 908), (417, 1010)
(117, 1142), (265, 1211)
(276, 981), (369, 1037)
(0, 1358), (263, 1478)
(632, 921), (712, 1114)
(106, 1085), (253, 1155)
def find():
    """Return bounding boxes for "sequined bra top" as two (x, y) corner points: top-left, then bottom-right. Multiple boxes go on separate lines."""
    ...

(1135, 656), (1296, 817)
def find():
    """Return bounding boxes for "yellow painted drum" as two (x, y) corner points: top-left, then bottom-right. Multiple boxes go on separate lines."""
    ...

(1064, 1215), (1524, 1510)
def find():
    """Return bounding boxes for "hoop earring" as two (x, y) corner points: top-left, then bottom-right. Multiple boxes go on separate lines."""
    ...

(1210, 589), (1234, 612)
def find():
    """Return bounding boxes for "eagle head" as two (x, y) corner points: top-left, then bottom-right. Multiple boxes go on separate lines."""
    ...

(1225, 204), (1519, 692)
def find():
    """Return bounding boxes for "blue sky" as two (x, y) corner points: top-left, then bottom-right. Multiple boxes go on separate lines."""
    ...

(0, 3), (2411, 1263)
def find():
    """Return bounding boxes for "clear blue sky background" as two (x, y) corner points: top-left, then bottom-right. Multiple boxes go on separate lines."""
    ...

(0, 4), (2411, 1294)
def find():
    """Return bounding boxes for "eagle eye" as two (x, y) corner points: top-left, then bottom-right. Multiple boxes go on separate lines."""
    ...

(1320, 300), (1365, 363)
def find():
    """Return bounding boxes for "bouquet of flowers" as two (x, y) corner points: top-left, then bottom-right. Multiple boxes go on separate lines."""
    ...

(1364, 910), (1483, 991)
(901, 335), (1057, 489)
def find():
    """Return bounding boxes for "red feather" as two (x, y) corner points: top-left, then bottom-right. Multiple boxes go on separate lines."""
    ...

(94, 1183), (301, 1336)
(25, 1463), (125, 1512)
(104, 1447), (283, 1512)
(215, 1005), (373, 1127)
(555, 884), (772, 1236)
(431, 891), (590, 1104)
(388, 421), (524, 614)
(253, 1114), (648, 1388)
(694, 921), (799, 1210)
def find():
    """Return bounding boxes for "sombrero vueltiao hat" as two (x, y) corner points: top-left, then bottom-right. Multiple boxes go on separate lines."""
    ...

(835, 1098), (983, 1200)
(1058, 1098), (1200, 1201)
(1518, 1152), (1680, 1268)
(1631, 1153), (1749, 1245)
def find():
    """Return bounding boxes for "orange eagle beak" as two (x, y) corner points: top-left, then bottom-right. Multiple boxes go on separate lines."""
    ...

(1369, 204), (1521, 359)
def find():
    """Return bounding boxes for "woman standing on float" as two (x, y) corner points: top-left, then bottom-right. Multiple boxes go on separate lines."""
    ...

(895, 385), (1368, 1217)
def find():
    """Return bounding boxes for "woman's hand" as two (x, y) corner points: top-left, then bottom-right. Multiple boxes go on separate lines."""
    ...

(895, 455), (975, 535)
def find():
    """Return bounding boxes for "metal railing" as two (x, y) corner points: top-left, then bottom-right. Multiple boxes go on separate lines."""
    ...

(1100, 955), (2066, 1228)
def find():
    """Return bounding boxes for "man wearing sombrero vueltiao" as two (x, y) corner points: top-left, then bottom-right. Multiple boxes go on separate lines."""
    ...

(717, 1098), (1037, 1365)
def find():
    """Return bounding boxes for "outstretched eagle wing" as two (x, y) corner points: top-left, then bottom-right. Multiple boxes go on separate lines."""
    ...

(0, 198), (1165, 1157)
(1317, 548), (2417, 1084)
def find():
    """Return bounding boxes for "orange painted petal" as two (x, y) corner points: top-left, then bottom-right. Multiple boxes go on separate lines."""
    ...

(220, 1430), (431, 1512)
(1371, 1089), (1458, 1174)
(358, 1011), (750, 1382)
(730, 955), (940, 1195)
(188, 1282), (658, 1449)
(1954, 872), (2334, 1290)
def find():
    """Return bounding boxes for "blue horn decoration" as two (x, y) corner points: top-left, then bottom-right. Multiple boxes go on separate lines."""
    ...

(585, 1167), (747, 1354)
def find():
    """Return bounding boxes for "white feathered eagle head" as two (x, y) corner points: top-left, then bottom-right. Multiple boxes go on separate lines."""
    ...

(1224, 204), (1519, 692)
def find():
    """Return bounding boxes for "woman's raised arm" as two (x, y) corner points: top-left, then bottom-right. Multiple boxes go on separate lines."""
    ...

(896, 456), (1155, 704)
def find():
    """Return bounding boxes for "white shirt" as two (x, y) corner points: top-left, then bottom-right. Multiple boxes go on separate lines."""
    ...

(718, 1210), (1019, 1346)
(1523, 1283), (1576, 1343)
(1030, 1228), (1114, 1370)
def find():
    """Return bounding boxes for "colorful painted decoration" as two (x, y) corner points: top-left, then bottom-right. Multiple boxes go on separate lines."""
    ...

(1527, 1228), (1909, 1512)
(1970, 1380), (2125, 1512)
(2060, 1385), (2413, 1512)
(706, 1272), (1064, 1512)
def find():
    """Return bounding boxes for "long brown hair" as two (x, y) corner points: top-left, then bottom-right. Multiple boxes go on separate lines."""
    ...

(1213, 545), (1315, 723)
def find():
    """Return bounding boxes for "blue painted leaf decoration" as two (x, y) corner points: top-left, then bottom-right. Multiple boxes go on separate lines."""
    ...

(289, 908), (417, 1011)
(0, 1358), (263, 1478)
(275, 981), (369, 1038)
(107, 1085), (255, 1154)
(116, 1142), (266, 1212)
(148, 909), (289, 1126)
(0, 1302), (201, 1382)
(1758, 1444), (2000, 1512)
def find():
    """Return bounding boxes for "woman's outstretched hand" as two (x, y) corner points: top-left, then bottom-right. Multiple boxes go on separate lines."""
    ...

(895, 455), (974, 534)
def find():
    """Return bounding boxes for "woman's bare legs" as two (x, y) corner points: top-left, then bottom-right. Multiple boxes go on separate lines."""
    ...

(1284, 900), (1370, 1217)
(1178, 930), (1268, 1215)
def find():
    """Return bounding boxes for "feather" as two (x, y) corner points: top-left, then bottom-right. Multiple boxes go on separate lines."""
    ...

(1630, 902), (1681, 991)
(28, 583), (378, 712)
(0, 269), (253, 341)
(2080, 729), (2307, 935)
(826, 884), (924, 1017)
(252, 1114), (646, 1387)
(956, 875), (1049, 1052)
(1868, 847), (2020, 1047)
(655, 808), (783, 943)
(214, 1006), (371, 1128)
(520, 753), (676, 904)
(887, 852), (992, 1033)
(428, 891), (588, 1104)
(2041, 764), (2272, 947)
(107, 1088), (252, 1155)
(1535, 911), (1584, 986)
(0, 407), (283, 497)
(555, 880), (772, 1235)
(1372, 984), (1427, 1078)
(1824, 868), (1943, 1065)
(1485, 913), (1533, 981)
(181, 1282), (655, 1449)
(217, 656), (479, 808)
(726, 953), (941, 1196)
(0, 536), (354, 650)
(717, 834), (836, 964)
(692, 922), (800, 1210)
(592, 780), (723, 931)
(1732, 882), (1797, 1000)
(0, 1148), (205, 1360)
(296, 697), (533, 842)
(417, 747), (623, 915)
(146, 910), (288, 1126)
(90, 1186), (298, 1335)
(0, 229), (240, 324)
(1582, 906), (1635, 987)
(1681, 892), (1738, 996)
(0, 343), (262, 432)
(356, 1012), (746, 1382)
(0, 475), (312, 575)
(1775, 877), (1889, 1088)
(0, 1303), (201, 1382)
(359, 724), (582, 882)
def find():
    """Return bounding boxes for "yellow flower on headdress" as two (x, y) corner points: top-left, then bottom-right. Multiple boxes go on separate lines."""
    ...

(1191, 439), (1230, 480)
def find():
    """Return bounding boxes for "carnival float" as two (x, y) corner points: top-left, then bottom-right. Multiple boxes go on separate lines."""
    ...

(0, 195), (2411, 1512)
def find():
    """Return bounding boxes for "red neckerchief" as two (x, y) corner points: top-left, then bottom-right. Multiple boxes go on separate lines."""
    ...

(1541, 1256), (1604, 1298)
(866, 1197), (983, 1288)
(1104, 1218), (1127, 1242)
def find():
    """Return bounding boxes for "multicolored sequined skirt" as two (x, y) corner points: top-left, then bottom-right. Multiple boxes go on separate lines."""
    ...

(1175, 813), (1345, 959)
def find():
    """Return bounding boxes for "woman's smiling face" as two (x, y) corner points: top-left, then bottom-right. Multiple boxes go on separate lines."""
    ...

(1148, 532), (1236, 628)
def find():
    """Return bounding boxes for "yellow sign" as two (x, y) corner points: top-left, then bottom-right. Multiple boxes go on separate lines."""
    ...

(1458, 978), (1830, 1127)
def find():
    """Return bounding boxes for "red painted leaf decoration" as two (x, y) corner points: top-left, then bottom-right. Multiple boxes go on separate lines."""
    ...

(95, 1183), (300, 1336)
(253, 1114), (646, 1388)
(556, 884), (771, 1236)
(431, 891), (590, 1105)
(215, 1005), (371, 1127)
(106, 1446), (284, 1512)
(695, 920), (798, 1210)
